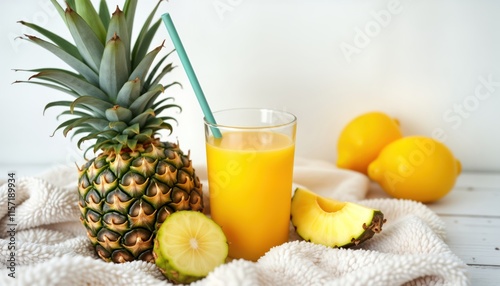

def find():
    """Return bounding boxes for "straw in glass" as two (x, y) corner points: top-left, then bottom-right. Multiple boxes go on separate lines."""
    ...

(161, 13), (222, 138)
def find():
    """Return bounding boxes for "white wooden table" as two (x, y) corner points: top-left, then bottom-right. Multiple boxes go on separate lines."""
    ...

(430, 172), (500, 285)
(368, 172), (500, 285)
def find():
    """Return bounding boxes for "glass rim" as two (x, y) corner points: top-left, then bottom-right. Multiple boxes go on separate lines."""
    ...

(203, 108), (297, 130)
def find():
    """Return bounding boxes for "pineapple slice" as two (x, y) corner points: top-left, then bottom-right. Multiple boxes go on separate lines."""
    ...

(291, 188), (385, 248)
(153, 211), (228, 284)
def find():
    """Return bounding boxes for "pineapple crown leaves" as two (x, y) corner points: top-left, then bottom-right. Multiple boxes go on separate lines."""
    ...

(14, 0), (180, 156)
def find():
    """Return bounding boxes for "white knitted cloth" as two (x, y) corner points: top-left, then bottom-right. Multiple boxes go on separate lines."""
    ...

(0, 158), (468, 285)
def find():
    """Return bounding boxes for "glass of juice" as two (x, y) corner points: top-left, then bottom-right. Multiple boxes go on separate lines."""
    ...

(204, 108), (297, 261)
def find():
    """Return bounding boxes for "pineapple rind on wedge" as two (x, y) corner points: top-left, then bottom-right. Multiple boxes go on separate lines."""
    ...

(15, 0), (204, 263)
(291, 188), (385, 248)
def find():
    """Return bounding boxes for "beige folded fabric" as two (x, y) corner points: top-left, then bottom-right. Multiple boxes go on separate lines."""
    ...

(0, 159), (468, 285)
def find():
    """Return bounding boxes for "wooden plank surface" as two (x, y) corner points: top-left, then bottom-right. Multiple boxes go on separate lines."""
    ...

(428, 173), (500, 218)
(368, 172), (500, 285)
(430, 173), (500, 285)
(467, 266), (500, 286)
(428, 187), (500, 217)
(438, 216), (500, 266)
(455, 172), (500, 189)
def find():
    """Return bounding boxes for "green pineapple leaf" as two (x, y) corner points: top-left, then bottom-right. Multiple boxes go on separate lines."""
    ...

(129, 109), (155, 126)
(44, 100), (93, 117)
(134, 129), (153, 142)
(162, 81), (183, 92)
(52, 117), (80, 136)
(106, 7), (130, 72)
(114, 134), (129, 145)
(129, 84), (163, 116)
(126, 139), (138, 150)
(155, 103), (181, 117)
(123, 0), (138, 41)
(144, 49), (175, 89)
(111, 144), (123, 154)
(49, 0), (67, 25)
(131, 0), (163, 69)
(56, 110), (93, 120)
(93, 137), (114, 152)
(156, 116), (178, 129)
(70, 95), (113, 117)
(98, 0), (111, 30)
(18, 21), (81, 60)
(145, 116), (174, 134)
(100, 34), (129, 101)
(105, 106), (133, 122)
(63, 117), (108, 137)
(103, 130), (121, 140)
(65, 6), (104, 72)
(144, 117), (162, 127)
(148, 63), (175, 89)
(80, 129), (118, 141)
(66, 0), (76, 10)
(71, 126), (96, 140)
(55, 117), (109, 139)
(116, 78), (141, 107)
(75, 0), (107, 44)
(86, 118), (110, 131)
(122, 123), (140, 136)
(109, 121), (128, 132)
(156, 116), (178, 124)
(129, 43), (163, 91)
(151, 97), (173, 110)
(44, 100), (75, 115)
(17, 0), (181, 158)
(151, 97), (181, 117)
(13, 80), (79, 98)
(158, 122), (174, 135)
(132, 19), (162, 70)
(30, 69), (107, 100)
(77, 130), (118, 149)
(21, 35), (98, 85)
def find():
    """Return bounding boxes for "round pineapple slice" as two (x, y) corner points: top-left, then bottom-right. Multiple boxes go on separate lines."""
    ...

(153, 211), (228, 284)
(291, 188), (385, 248)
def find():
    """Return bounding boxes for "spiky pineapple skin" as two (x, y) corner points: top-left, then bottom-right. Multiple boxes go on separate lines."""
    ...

(78, 140), (203, 263)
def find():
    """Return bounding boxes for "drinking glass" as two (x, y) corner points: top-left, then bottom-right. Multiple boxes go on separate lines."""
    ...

(204, 108), (297, 261)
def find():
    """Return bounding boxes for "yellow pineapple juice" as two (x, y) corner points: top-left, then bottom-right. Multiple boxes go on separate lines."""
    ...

(204, 109), (296, 261)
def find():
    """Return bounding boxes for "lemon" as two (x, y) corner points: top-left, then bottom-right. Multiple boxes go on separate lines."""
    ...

(368, 136), (461, 202)
(337, 111), (403, 175)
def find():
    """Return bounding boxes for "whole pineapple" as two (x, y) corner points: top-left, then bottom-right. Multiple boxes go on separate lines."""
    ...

(16, 0), (204, 263)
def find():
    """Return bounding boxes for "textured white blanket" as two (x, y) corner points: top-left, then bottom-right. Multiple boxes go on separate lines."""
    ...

(0, 158), (468, 285)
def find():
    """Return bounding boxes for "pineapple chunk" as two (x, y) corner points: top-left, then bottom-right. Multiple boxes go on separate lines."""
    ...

(291, 188), (385, 248)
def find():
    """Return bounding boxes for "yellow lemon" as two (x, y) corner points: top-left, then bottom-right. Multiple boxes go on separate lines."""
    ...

(368, 136), (461, 202)
(337, 111), (403, 175)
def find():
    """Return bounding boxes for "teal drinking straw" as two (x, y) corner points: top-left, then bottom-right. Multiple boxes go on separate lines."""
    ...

(161, 13), (222, 138)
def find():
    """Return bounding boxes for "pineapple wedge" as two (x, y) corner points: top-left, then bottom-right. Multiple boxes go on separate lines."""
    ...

(291, 188), (385, 248)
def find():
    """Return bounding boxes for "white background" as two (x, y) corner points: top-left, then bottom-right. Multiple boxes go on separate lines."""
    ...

(1, 0), (499, 173)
